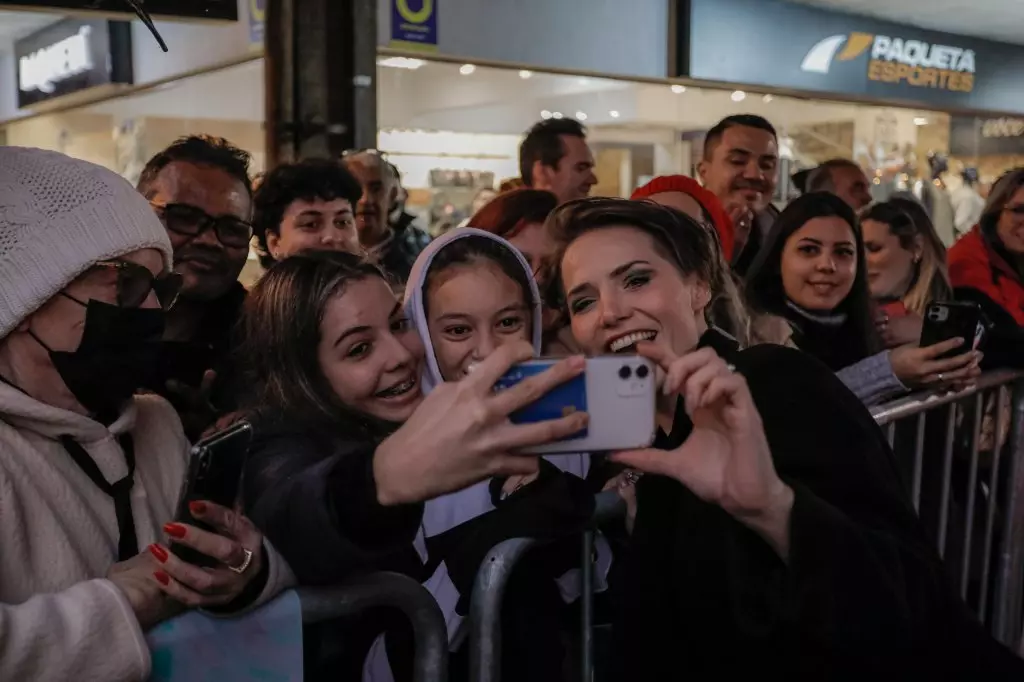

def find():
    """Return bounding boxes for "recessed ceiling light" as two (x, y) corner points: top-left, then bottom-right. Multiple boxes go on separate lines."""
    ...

(575, 111), (588, 121)
(459, 64), (476, 75)
(914, 117), (929, 126)
(762, 94), (773, 103)
(541, 110), (552, 119)
(552, 112), (564, 119)
(377, 57), (425, 70)
(671, 84), (686, 94)
(731, 90), (746, 102)
(519, 70), (533, 79)
(609, 110), (621, 118)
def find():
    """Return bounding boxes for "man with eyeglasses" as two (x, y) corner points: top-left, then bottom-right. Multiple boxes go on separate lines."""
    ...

(137, 135), (254, 438)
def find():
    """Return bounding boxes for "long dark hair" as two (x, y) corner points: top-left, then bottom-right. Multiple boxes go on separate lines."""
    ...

(237, 250), (398, 439)
(545, 197), (751, 345)
(745, 192), (880, 367)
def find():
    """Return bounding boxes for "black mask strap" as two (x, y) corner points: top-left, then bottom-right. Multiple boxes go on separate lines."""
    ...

(59, 435), (138, 561)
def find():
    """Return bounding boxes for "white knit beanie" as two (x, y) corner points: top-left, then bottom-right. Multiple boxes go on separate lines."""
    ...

(0, 147), (173, 339)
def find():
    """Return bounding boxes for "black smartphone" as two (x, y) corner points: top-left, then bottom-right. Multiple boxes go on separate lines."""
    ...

(919, 301), (985, 360)
(171, 420), (254, 567)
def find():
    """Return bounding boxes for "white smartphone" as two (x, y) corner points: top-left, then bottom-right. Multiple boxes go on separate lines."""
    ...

(493, 355), (658, 454)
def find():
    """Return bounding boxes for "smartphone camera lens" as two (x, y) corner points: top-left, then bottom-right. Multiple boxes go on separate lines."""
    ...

(619, 365), (632, 380)
(636, 364), (649, 379)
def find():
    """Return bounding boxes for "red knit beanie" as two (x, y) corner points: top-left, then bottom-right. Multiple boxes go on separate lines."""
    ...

(631, 175), (735, 262)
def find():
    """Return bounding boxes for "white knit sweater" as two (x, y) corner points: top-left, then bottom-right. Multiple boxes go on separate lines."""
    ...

(0, 382), (293, 681)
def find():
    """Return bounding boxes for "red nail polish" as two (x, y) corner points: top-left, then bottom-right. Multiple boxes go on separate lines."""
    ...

(148, 544), (168, 562)
(163, 523), (187, 539)
(154, 570), (170, 586)
(189, 500), (207, 516)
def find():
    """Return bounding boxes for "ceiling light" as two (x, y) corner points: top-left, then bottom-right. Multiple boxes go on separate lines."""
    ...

(459, 64), (476, 75)
(578, 78), (590, 86)
(552, 112), (564, 119)
(519, 70), (533, 79)
(575, 111), (588, 121)
(541, 110), (552, 119)
(762, 94), (773, 103)
(914, 117), (929, 126)
(377, 57), (425, 70)
(670, 84), (686, 94)
(731, 90), (746, 102)
(609, 110), (621, 118)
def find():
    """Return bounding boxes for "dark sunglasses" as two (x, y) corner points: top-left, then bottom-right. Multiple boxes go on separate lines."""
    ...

(152, 202), (254, 249)
(93, 260), (183, 310)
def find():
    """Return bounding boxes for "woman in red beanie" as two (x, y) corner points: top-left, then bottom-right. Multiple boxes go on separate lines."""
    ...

(631, 175), (736, 262)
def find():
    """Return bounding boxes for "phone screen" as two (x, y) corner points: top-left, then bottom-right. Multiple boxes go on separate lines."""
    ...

(494, 361), (589, 439)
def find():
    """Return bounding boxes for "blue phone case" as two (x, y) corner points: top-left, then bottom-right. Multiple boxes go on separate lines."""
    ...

(494, 362), (589, 439)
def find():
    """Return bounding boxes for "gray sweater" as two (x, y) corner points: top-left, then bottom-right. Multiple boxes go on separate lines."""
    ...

(836, 350), (909, 407)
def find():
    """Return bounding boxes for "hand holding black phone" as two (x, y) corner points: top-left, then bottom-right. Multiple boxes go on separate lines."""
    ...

(171, 420), (253, 567)
(919, 301), (986, 359)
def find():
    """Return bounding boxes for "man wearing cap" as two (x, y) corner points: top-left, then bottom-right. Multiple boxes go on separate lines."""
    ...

(0, 148), (288, 681)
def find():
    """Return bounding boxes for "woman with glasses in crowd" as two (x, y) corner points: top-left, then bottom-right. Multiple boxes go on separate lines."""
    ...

(236, 250), (588, 680)
(544, 196), (1021, 679)
(949, 168), (1024, 369)
(744, 192), (980, 405)
(861, 200), (953, 349)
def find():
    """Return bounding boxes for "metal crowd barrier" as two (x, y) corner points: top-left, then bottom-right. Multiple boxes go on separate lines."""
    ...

(297, 572), (449, 682)
(468, 491), (626, 682)
(870, 370), (1024, 649)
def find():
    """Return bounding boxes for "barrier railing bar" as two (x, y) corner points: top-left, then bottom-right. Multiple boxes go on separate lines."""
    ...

(911, 412), (926, 512)
(296, 573), (449, 682)
(580, 530), (595, 682)
(979, 387), (1011, 622)
(960, 392), (985, 600)
(937, 402), (960, 557)
(871, 370), (1024, 425)
(993, 380), (1024, 645)
(469, 537), (539, 682)
(885, 421), (897, 449)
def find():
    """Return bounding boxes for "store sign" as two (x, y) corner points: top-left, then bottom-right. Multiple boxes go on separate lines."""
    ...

(682, 0), (1024, 114)
(248, 0), (266, 45)
(949, 115), (1024, 156)
(16, 18), (133, 109)
(390, 0), (438, 52)
(0, 1), (237, 22)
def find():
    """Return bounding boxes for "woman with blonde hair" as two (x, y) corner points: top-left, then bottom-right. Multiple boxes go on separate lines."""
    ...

(861, 200), (952, 347)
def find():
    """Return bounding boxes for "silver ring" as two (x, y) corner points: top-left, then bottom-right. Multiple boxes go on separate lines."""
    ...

(726, 363), (736, 373)
(623, 470), (642, 485)
(228, 548), (253, 575)
(937, 373), (945, 383)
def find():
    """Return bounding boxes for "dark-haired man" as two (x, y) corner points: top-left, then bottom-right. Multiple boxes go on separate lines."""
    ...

(137, 135), (254, 437)
(253, 158), (363, 268)
(519, 118), (597, 204)
(807, 159), (873, 211)
(698, 114), (779, 275)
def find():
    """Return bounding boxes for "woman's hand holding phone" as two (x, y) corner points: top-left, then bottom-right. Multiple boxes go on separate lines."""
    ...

(609, 344), (794, 561)
(374, 341), (589, 505)
(148, 500), (265, 608)
(889, 338), (982, 389)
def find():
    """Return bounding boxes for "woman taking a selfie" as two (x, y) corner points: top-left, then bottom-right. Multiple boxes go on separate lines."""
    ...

(237, 250), (588, 679)
(545, 196), (1018, 678)
(744, 192), (979, 405)
(861, 200), (952, 348)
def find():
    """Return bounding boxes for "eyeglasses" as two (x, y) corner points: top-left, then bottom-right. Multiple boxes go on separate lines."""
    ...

(152, 202), (254, 249)
(92, 260), (183, 310)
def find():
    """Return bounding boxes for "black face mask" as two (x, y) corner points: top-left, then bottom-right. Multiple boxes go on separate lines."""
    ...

(32, 299), (165, 422)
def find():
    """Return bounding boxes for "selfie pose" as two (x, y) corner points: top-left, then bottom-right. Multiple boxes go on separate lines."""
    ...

(745, 192), (980, 405)
(545, 196), (1019, 679)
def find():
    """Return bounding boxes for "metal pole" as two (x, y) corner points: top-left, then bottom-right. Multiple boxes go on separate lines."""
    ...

(979, 387), (1010, 621)
(994, 380), (1024, 645)
(580, 531), (594, 682)
(959, 392), (984, 599)
(937, 402), (959, 556)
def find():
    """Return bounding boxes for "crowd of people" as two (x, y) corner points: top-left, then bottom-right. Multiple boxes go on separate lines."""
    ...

(1, 108), (1024, 681)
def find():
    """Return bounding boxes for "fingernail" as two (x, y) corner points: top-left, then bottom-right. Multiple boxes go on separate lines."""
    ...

(569, 355), (586, 370)
(148, 544), (168, 562)
(154, 570), (170, 586)
(189, 501), (207, 516)
(163, 523), (187, 539)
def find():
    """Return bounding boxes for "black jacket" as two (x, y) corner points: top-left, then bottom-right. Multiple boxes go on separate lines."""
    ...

(610, 339), (1023, 680)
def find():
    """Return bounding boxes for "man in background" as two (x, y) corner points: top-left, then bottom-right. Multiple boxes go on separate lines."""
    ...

(698, 114), (780, 276)
(519, 118), (597, 204)
(807, 158), (874, 211)
(137, 135), (253, 437)
(343, 151), (430, 282)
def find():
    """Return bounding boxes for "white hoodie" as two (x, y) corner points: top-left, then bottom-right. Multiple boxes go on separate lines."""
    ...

(0, 382), (292, 681)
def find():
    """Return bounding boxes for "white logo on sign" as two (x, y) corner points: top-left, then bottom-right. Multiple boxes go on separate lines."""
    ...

(801, 35), (848, 74)
(19, 26), (94, 95)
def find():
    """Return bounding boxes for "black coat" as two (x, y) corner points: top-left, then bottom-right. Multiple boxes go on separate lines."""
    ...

(610, 340), (1023, 680)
